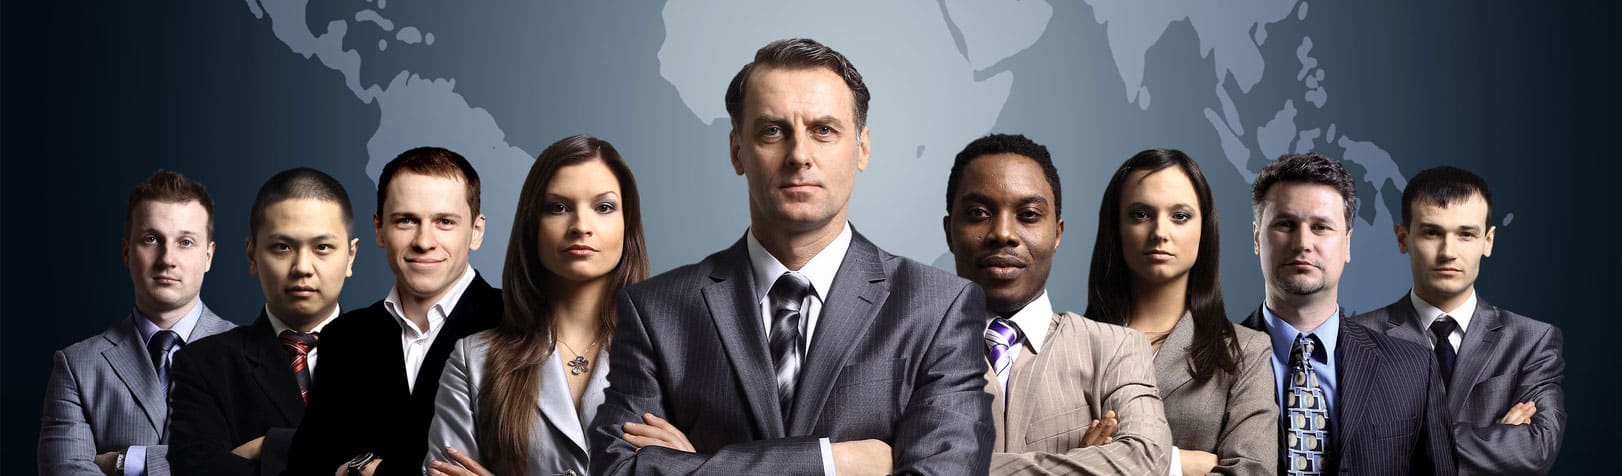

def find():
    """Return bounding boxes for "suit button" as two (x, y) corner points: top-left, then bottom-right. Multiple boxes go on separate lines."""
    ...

(564, 470), (578, 476)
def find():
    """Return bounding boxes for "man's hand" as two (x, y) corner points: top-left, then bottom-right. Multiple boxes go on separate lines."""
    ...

(622, 413), (695, 452)
(93, 450), (122, 475)
(427, 447), (496, 476)
(231, 436), (266, 460)
(1179, 449), (1219, 475)
(1499, 401), (1537, 425)
(830, 439), (891, 476)
(333, 458), (380, 476)
(1079, 410), (1119, 447)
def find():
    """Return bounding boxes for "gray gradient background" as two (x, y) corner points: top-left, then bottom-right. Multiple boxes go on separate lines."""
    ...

(4, 1), (1616, 474)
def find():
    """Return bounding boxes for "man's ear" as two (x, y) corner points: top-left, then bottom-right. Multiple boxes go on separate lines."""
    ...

(730, 130), (745, 176)
(1394, 223), (1409, 254)
(246, 238), (258, 277)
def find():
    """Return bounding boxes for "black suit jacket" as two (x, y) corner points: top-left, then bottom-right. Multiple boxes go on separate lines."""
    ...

(1351, 295), (1566, 475)
(588, 231), (995, 475)
(284, 273), (502, 476)
(169, 313), (305, 476)
(1243, 307), (1457, 475)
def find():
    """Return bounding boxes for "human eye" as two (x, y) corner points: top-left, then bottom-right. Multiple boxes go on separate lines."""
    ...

(595, 201), (618, 214)
(1018, 208), (1042, 222)
(315, 243), (336, 254)
(394, 217), (418, 228)
(270, 243), (292, 253)
(1129, 210), (1151, 222)
(965, 207), (991, 220)
(1172, 211), (1194, 223)
(142, 235), (160, 245)
(544, 202), (568, 215)
(178, 238), (196, 248)
(437, 218), (456, 228)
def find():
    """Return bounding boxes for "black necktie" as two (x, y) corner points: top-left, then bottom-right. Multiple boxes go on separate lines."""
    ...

(147, 330), (181, 396)
(1429, 316), (1458, 387)
(768, 272), (812, 423)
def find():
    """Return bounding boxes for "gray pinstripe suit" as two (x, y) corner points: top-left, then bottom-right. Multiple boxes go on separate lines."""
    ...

(38, 305), (234, 475)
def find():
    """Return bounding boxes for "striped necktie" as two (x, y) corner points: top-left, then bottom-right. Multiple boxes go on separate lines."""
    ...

(147, 330), (181, 397)
(279, 330), (319, 402)
(984, 318), (1021, 378)
(768, 272), (812, 423)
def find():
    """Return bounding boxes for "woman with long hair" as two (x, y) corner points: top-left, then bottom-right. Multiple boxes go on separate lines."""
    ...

(1086, 149), (1277, 475)
(423, 134), (649, 476)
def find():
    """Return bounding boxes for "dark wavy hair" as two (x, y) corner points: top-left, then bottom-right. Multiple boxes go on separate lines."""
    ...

(1085, 148), (1239, 382)
(725, 38), (871, 130)
(478, 134), (649, 475)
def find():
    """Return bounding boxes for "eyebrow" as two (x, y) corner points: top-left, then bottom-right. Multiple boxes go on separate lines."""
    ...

(959, 192), (1049, 207)
(1126, 200), (1195, 209)
(543, 192), (620, 201)
(267, 232), (341, 242)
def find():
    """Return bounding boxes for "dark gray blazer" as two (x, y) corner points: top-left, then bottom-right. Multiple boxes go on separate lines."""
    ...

(1351, 295), (1565, 475)
(39, 305), (235, 475)
(1154, 316), (1278, 475)
(1242, 307), (1456, 475)
(588, 231), (995, 475)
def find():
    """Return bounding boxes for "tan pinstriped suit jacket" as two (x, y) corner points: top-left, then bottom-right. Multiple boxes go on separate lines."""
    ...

(1154, 315), (1279, 475)
(988, 311), (1172, 475)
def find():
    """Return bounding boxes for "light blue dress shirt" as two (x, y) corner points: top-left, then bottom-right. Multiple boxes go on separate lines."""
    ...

(1260, 305), (1340, 420)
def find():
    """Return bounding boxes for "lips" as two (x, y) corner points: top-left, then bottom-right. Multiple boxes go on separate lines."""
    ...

(1282, 259), (1318, 271)
(1145, 250), (1175, 261)
(405, 257), (445, 266)
(285, 285), (319, 297)
(565, 244), (598, 257)
(153, 276), (181, 285)
(977, 254), (1027, 279)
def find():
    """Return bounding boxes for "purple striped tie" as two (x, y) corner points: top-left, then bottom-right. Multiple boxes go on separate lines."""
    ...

(985, 318), (1021, 377)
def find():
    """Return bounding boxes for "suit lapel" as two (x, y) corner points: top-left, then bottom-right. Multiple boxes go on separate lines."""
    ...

(243, 314), (306, 424)
(1380, 297), (1432, 348)
(701, 238), (784, 437)
(537, 350), (589, 455)
(1153, 313), (1196, 397)
(1334, 320), (1379, 457)
(984, 364), (1007, 451)
(102, 316), (166, 434)
(1005, 314), (1059, 451)
(417, 275), (499, 393)
(788, 233), (888, 436)
(1448, 299), (1503, 414)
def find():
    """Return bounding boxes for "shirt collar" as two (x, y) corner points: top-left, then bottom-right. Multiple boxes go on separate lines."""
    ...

(745, 222), (852, 303)
(988, 290), (1053, 353)
(384, 264), (477, 336)
(1409, 289), (1476, 334)
(1261, 303), (1340, 365)
(134, 300), (205, 346)
(265, 304), (342, 336)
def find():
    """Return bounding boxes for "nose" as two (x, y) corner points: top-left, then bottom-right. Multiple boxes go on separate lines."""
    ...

(1151, 216), (1172, 244)
(569, 210), (594, 238)
(290, 246), (315, 278)
(412, 224), (436, 252)
(156, 241), (179, 268)
(1289, 225), (1314, 254)
(1437, 234), (1457, 261)
(987, 211), (1020, 248)
(786, 131), (814, 170)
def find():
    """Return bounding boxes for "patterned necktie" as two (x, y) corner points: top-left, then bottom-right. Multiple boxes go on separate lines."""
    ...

(279, 330), (319, 402)
(984, 318), (1022, 379)
(1429, 316), (1457, 388)
(147, 330), (181, 397)
(768, 272), (812, 422)
(1285, 334), (1332, 476)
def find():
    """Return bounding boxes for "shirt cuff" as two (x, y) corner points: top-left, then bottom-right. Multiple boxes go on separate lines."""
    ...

(123, 446), (147, 476)
(1167, 445), (1182, 476)
(819, 437), (836, 476)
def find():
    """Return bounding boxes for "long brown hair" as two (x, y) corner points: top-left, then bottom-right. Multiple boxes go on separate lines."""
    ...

(1085, 148), (1239, 382)
(478, 134), (649, 474)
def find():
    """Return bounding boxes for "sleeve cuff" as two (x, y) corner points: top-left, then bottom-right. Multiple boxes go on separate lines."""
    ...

(123, 446), (147, 476)
(819, 437), (836, 476)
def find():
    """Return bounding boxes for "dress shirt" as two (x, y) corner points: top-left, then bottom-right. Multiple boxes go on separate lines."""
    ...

(1408, 289), (1477, 352)
(744, 222), (853, 476)
(128, 301), (205, 476)
(266, 304), (341, 373)
(1260, 305), (1340, 421)
(983, 289), (1053, 394)
(384, 265), (476, 392)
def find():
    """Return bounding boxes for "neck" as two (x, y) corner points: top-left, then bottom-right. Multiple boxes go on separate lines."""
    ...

(1416, 286), (1473, 314)
(750, 213), (845, 271)
(1266, 288), (1339, 334)
(278, 306), (334, 334)
(137, 299), (196, 330)
(1128, 276), (1188, 333)
(552, 277), (610, 345)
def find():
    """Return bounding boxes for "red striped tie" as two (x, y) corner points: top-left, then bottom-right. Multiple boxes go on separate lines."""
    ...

(278, 330), (318, 402)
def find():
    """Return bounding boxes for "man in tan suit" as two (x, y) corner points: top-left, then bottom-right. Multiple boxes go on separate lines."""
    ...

(943, 134), (1171, 475)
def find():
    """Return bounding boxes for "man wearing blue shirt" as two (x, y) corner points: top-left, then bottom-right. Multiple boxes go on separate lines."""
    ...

(1240, 153), (1455, 475)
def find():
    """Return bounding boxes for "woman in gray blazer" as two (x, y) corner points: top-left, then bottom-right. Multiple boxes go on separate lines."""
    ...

(1085, 149), (1278, 475)
(424, 134), (650, 476)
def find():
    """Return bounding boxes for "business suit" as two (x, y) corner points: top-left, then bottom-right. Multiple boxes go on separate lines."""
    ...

(1351, 295), (1565, 475)
(39, 305), (235, 475)
(588, 231), (995, 475)
(1242, 308), (1456, 475)
(167, 312), (306, 476)
(424, 330), (610, 475)
(285, 273), (502, 476)
(1153, 315), (1277, 475)
(987, 311), (1172, 475)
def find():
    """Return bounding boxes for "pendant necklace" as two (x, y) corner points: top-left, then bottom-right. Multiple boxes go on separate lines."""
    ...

(559, 338), (599, 376)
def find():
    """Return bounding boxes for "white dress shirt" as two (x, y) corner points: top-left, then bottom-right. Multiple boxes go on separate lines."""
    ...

(983, 289), (1053, 395)
(383, 265), (477, 392)
(265, 304), (341, 374)
(1410, 289), (1478, 352)
(744, 222), (853, 476)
